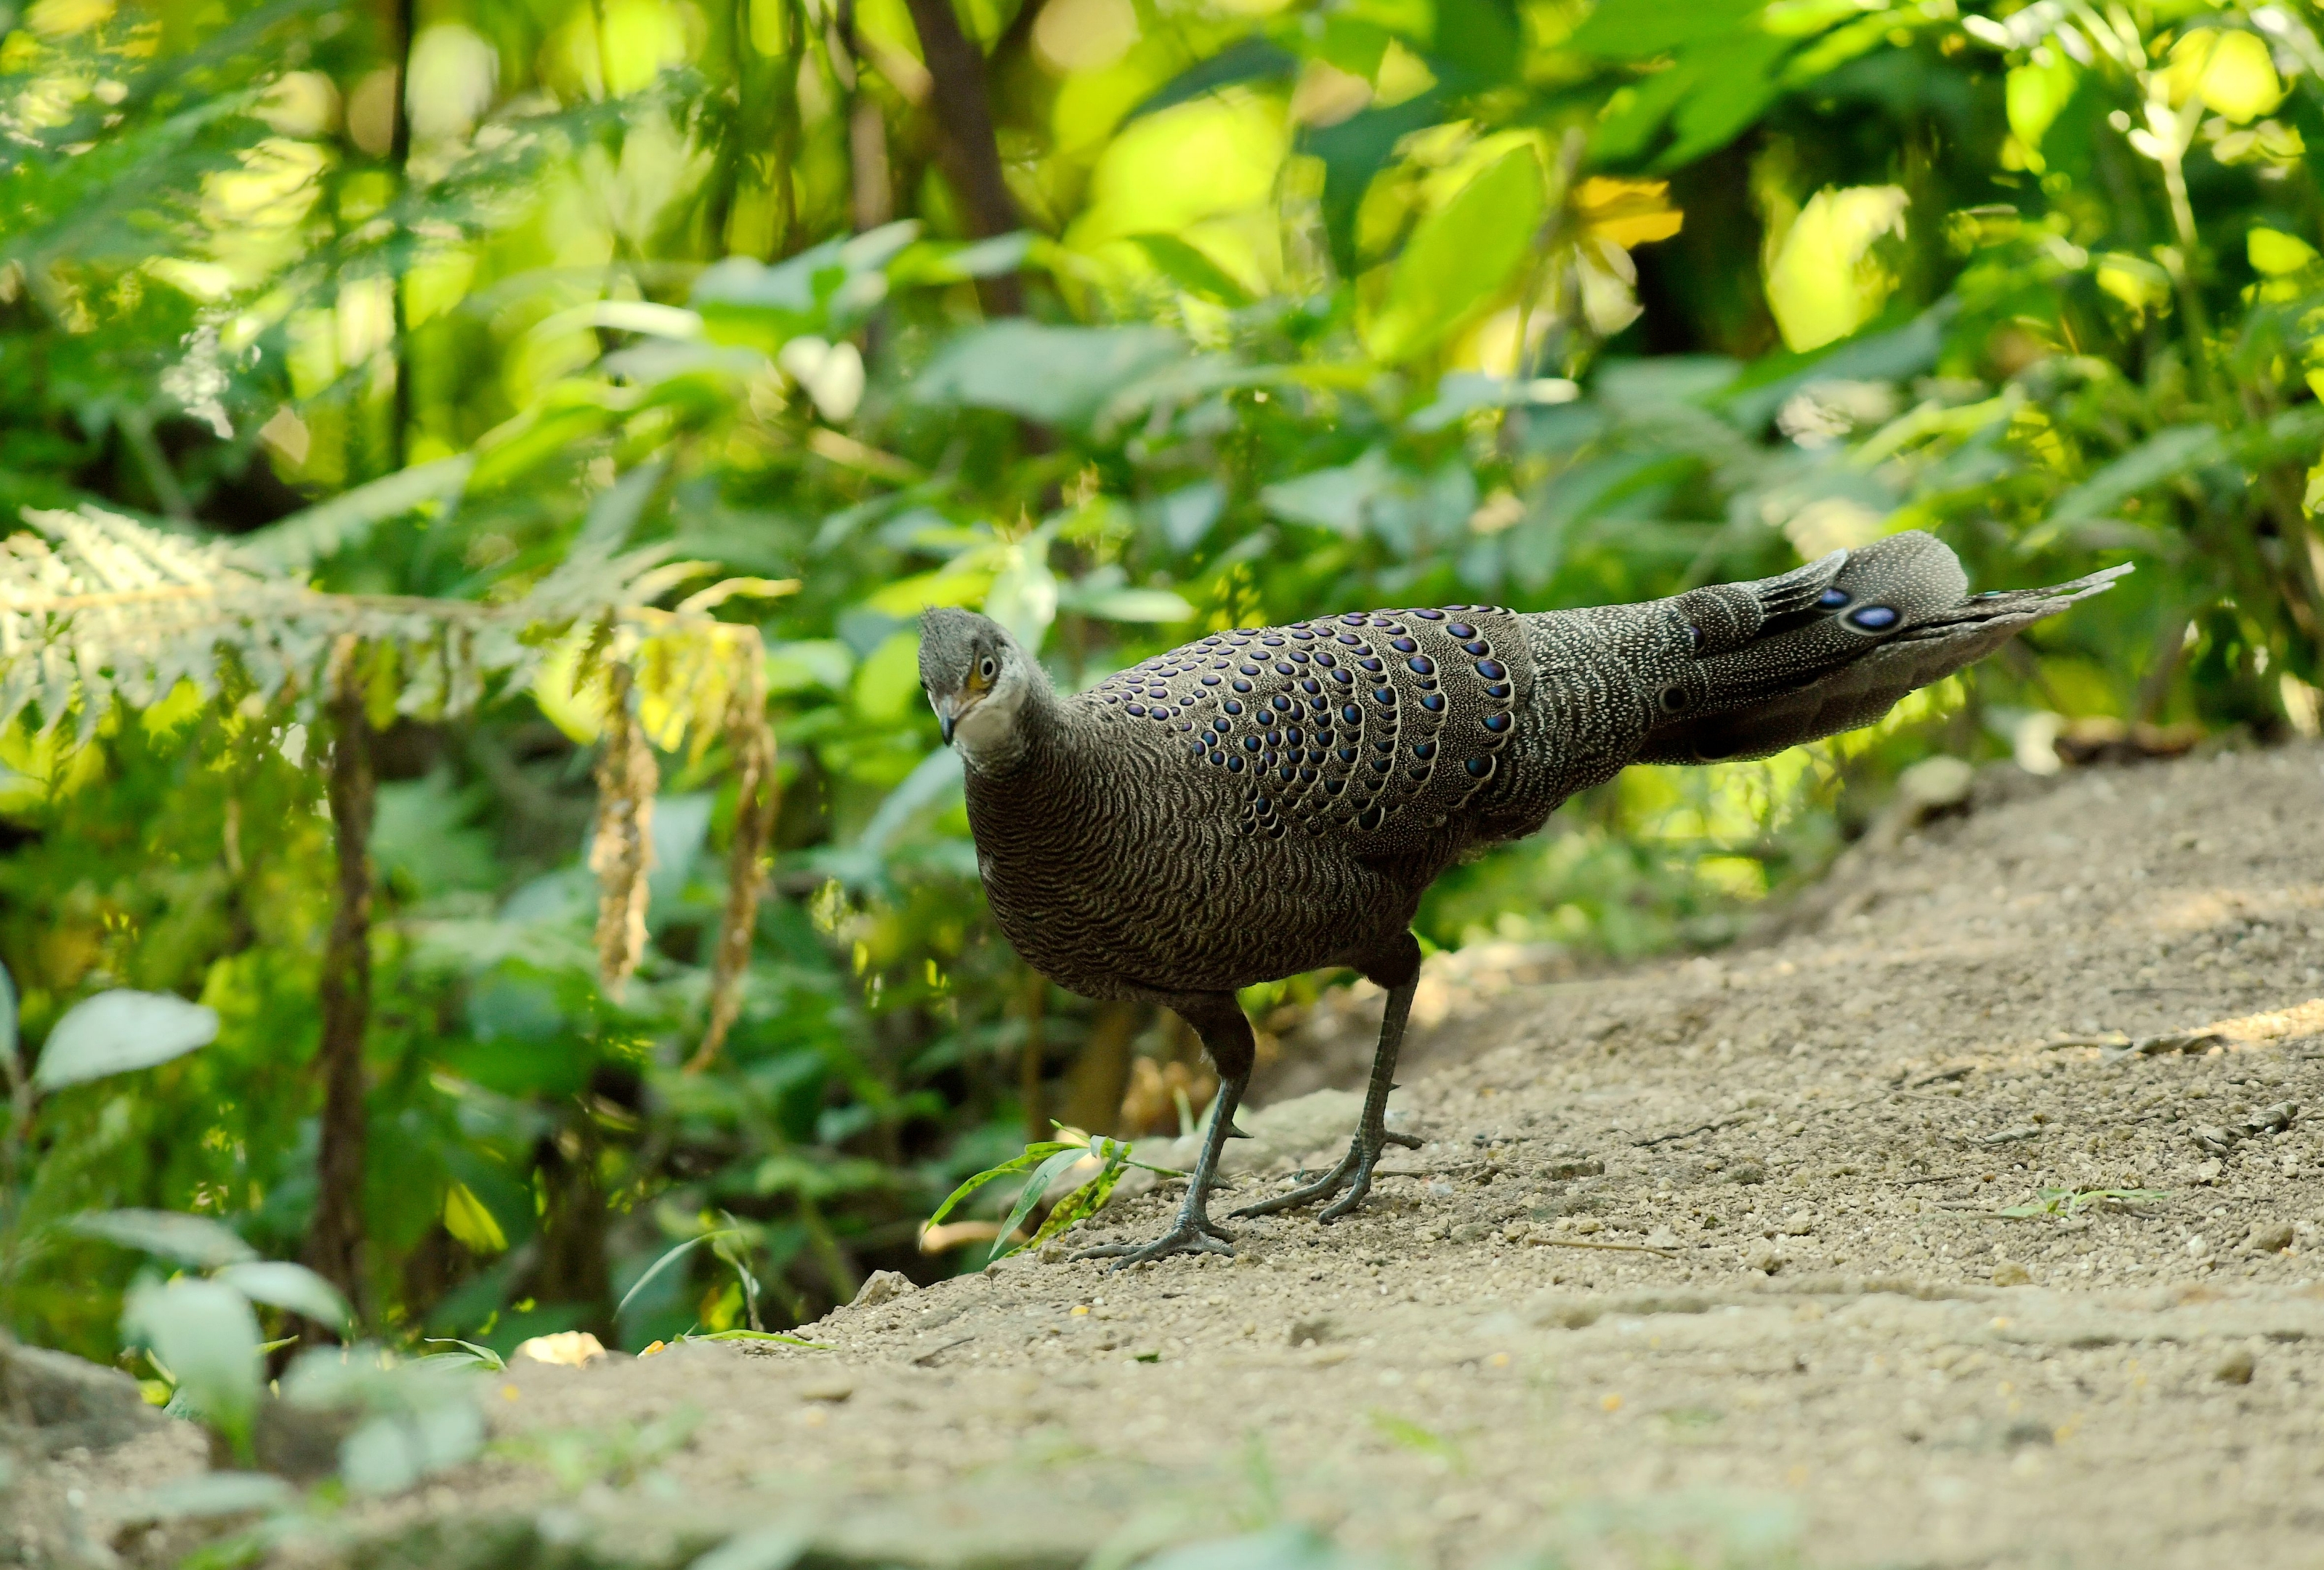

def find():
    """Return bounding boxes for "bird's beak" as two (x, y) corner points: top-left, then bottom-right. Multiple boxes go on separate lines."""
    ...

(932, 693), (960, 745)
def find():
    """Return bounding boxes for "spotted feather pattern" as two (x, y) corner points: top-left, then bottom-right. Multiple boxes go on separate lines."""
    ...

(1081, 605), (1533, 850)
(945, 532), (2127, 1005)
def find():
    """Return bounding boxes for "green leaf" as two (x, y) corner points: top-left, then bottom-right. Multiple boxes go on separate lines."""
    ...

(910, 323), (1185, 428)
(1070, 587), (1197, 624)
(1123, 234), (1252, 305)
(1308, 97), (1445, 277)
(692, 1329), (828, 1347)
(1363, 147), (1545, 364)
(65, 1209), (257, 1268)
(421, 1338), (507, 1371)
(616, 1229), (743, 1320)
(119, 1472), (296, 1524)
(1129, 38), (1298, 121)
(988, 1146), (1095, 1260)
(1262, 450), (1395, 536)
(1018, 1155), (1129, 1255)
(689, 1526), (812, 1570)
(2050, 426), (2226, 520)
(123, 1278), (263, 1456)
(341, 1400), (487, 1495)
(238, 456), (475, 573)
(214, 1261), (352, 1328)
(33, 990), (218, 1092)
(1567, 0), (1762, 57)
(926, 1141), (1080, 1228)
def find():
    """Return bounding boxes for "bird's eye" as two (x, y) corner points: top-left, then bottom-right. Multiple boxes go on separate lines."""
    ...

(978, 656), (997, 680)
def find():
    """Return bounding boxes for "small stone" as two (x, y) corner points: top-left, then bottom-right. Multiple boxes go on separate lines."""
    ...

(1645, 1228), (1684, 1251)
(1724, 1161), (1766, 1186)
(851, 1270), (916, 1308)
(1991, 1260), (2032, 1287)
(1539, 1156), (1605, 1180)
(2214, 1348), (2256, 1385)
(2193, 1158), (2225, 1183)
(1450, 1221), (1494, 1244)
(2191, 1125), (2238, 1156)
(1745, 1242), (1783, 1275)
(2249, 1220), (2295, 1254)
(799, 1376), (855, 1402)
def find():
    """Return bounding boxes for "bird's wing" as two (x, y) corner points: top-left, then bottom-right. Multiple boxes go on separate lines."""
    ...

(1084, 607), (1535, 850)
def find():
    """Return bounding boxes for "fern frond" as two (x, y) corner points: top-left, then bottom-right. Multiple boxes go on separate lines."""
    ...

(4, 502), (783, 1024)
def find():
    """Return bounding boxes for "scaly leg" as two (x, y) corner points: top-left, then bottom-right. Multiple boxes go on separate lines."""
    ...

(1073, 991), (1253, 1269)
(1232, 933), (1423, 1223)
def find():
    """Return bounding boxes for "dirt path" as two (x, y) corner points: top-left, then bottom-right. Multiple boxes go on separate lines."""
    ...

(54, 744), (2324, 1568)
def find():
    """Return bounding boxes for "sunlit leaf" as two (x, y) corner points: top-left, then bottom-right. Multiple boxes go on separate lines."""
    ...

(442, 1181), (509, 1255)
(214, 1261), (352, 1327)
(65, 1209), (257, 1268)
(124, 1278), (262, 1454)
(990, 1146), (1097, 1260)
(1363, 146), (1545, 363)
(32, 990), (219, 1092)
(2160, 29), (2283, 123)
(925, 1140), (1081, 1228)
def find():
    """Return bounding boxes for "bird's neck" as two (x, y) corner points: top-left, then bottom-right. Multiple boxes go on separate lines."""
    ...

(953, 661), (1057, 778)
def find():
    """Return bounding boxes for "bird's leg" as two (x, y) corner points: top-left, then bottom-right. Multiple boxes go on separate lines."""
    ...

(1072, 994), (1253, 1269)
(1232, 935), (1423, 1223)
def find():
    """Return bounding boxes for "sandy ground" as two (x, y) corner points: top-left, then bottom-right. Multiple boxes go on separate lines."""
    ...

(28, 742), (2324, 1569)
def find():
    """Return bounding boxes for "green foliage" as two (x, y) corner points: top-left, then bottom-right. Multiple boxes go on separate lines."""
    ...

(930, 1126), (1184, 1259)
(0, 0), (2317, 1426)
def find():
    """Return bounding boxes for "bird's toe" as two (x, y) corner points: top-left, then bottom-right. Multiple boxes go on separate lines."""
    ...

(1071, 1222), (1234, 1268)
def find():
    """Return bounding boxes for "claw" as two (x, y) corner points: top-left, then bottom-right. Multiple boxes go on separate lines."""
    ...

(1072, 1219), (1235, 1270)
(1383, 1130), (1424, 1150)
(1230, 1146), (1358, 1219)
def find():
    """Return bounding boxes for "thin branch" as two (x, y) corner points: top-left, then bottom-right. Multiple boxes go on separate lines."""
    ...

(304, 639), (376, 1332)
(900, 0), (1022, 315)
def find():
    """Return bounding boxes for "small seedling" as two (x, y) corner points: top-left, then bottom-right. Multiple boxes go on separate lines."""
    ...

(927, 1125), (1186, 1261)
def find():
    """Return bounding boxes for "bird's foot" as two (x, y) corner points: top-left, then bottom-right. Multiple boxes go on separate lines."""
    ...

(1072, 1210), (1235, 1270)
(1231, 1122), (1419, 1222)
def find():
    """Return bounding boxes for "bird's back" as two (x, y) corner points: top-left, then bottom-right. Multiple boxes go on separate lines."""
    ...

(966, 534), (2124, 997)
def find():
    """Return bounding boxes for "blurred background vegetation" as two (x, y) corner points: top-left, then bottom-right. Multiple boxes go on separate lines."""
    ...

(0, 0), (2317, 1362)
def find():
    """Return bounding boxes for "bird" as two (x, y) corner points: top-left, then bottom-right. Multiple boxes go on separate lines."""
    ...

(918, 531), (2128, 1267)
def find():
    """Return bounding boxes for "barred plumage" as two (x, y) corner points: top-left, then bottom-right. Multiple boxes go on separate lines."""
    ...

(919, 531), (2127, 1266)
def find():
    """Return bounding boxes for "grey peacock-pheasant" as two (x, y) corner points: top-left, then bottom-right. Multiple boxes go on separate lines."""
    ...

(917, 531), (2127, 1266)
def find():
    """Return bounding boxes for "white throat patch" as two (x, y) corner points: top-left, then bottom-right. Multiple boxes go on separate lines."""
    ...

(953, 663), (1030, 768)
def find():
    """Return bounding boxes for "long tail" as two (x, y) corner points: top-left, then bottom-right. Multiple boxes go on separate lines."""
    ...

(1633, 531), (2130, 765)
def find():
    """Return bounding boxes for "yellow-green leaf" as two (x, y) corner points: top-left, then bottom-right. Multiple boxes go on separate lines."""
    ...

(2160, 30), (2283, 124)
(443, 1183), (509, 1254)
(1363, 145), (1546, 365)
(2248, 227), (2318, 276)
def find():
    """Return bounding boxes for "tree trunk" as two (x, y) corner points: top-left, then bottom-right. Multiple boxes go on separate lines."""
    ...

(1060, 1000), (1139, 1138)
(900, 0), (1022, 315)
(305, 672), (376, 1328)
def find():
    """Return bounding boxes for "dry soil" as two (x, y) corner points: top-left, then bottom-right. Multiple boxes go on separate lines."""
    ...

(40, 743), (2324, 1569)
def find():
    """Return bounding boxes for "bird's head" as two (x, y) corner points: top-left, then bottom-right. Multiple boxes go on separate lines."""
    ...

(918, 608), (1040, 764)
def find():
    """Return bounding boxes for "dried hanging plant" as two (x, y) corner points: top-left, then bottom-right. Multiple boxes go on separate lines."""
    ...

(589, 660), (659, 1000)
(690, 632), (778, 1071)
